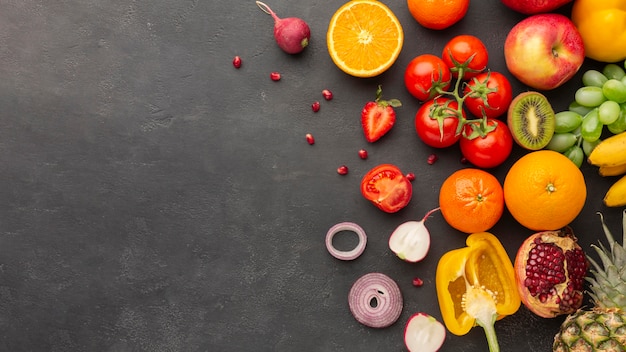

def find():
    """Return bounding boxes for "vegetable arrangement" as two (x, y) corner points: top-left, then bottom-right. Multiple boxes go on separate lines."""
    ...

(246, 0), (626, 350)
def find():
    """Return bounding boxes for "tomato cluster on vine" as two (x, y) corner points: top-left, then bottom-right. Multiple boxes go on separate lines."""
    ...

(404, 35), (515, 169)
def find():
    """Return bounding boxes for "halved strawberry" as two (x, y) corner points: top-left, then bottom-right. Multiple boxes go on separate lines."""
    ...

(361, 85), (402, 142)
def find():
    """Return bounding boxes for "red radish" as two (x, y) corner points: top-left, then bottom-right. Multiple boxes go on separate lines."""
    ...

(404, 313), (446, 352)
(389, 208), (439, 262)
(256, 1), (311, 55)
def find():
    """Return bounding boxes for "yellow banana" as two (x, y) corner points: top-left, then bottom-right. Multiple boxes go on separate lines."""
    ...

(588, 131), (626, 167)
(599, 163), (626, 177)
(604, 174), (626, 207)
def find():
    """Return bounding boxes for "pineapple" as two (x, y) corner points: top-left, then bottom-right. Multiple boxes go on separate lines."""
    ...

(552, 211), (626, 351)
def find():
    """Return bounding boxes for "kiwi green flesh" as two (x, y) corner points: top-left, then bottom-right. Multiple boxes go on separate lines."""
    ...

(507, 92), (556, 150)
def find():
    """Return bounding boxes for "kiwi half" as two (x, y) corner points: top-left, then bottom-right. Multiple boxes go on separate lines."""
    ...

(507, 91), (556, 150)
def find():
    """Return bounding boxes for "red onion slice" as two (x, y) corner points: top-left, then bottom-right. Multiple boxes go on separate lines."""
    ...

(325, 222), (367, 260)
(348, 273), (403, 328)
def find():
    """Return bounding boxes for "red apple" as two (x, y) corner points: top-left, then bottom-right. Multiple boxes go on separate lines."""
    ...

(500, 0), (572, 14)
(504, 14), (584, 91)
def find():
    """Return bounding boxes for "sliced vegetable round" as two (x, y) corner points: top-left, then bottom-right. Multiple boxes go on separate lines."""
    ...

(325, 222), (367, 261)
(348, 273), (403, 328)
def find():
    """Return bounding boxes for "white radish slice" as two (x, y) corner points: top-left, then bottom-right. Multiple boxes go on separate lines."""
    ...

(404, 312), (446, 352)
(389, 208), (439, 262)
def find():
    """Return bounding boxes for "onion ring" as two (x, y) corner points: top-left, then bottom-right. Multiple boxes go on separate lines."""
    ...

(348, 273), (403, 328)
(325, 222), (367, 260)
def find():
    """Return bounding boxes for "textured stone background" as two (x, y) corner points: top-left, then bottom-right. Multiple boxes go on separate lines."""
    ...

(0, 1), (621, 351)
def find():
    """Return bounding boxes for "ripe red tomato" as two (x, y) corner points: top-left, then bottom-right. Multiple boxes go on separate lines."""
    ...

(360, 164), (412, 213)
(415, 98), (463, 148)
(441, 35), (488, 79)
(463, 71), (513, 119)
(404, 54), (452, 101)
(460, 119), (513, 169)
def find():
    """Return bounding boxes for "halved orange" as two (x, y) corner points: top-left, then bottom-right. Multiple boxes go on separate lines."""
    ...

(327, 0), (404, 78)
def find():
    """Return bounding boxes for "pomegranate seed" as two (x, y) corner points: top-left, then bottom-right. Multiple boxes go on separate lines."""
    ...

(406, 172), (416, 182)
(412, 277), (424, 287)
(270, 72), (281, 81)
(337, 165), (348, 175)
(232, 56), (242, 69)
(322, 89), (333, 101)
(460, 157), (468, 164)
(311, 101), (320, 112)
(427, 154), (438, 165)
(305, 133), (315, 145)
(358, 149), (368, 159)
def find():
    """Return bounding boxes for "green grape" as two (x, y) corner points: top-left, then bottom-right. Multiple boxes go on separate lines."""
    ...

(554, 111), (583, 133)
(602, 79), (626, 104)
(568, 101), (592, 116)
(603, 63), (626, 80)
(545, 133), (578, 153)
(575, 86), (607, 107)
(582, 138), (601, 157)
(564, 146), (584, 168)
(582, 69), (608, 87)
(580, 108), (603, 142)
(598, 100), (621, 125)
(607, 104), (626, 134)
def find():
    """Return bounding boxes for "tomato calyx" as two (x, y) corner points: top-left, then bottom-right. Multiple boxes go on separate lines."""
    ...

(443, 50), (484, 79)
(462, 119), (497, 140)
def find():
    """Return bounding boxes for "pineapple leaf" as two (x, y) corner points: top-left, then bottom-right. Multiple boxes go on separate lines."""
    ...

(622, 209), (626, 246)
(591, 243), (614, 275)
(597, 212), (617, 256)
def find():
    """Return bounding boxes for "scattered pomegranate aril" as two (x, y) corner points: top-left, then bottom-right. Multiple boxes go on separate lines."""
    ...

(270, 72), (281, 81)
(427, 154), (438, 165)
(412, 277), (424, 287)
(406, 173), (416, 182)
(311, 101), (320, 112)
(514, 228), (588, 318)
(358, 149), (368, 160)
(322, 89), (333, 101)
(305, 133), (315, 145)
(337, 165), (349, 175)
(233, 56), (242, 69)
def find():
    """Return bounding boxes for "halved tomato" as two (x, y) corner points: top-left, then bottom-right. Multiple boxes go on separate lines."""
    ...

(360, 164), (412, 213)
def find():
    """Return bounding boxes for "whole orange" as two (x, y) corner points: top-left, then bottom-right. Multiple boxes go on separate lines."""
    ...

(439, 168), (504, 233)
(503, 150), (587, 231)
(407, 0), (470, 30)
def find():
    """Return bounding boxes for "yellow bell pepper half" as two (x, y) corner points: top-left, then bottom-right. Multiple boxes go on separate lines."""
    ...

(572, 0), (626, 63)
(436, 232), (521, 352)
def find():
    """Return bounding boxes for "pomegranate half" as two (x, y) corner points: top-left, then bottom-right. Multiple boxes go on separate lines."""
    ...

(514, 227), (588, 318)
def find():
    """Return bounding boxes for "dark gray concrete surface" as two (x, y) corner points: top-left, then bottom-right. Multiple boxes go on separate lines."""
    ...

(0, 1), (622, 351)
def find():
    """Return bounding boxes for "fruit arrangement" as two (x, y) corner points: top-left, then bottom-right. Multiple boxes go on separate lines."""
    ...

(244, 0), (626, 350)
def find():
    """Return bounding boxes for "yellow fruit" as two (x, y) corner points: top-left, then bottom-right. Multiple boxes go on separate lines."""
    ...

(588, 132), (626, 167)
(599, 163), (626, 177)
(504, 150), (587, 231)
(604, 174), (626, 207)
(326, 0), (403, 78)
